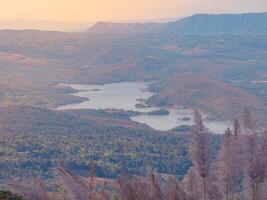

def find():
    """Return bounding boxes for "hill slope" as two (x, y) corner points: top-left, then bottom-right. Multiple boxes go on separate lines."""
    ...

(88, 13), (267, 35)
(164, 13), (267, 35)
(0, 13), (266, 123)
(0, 105), (192, 180)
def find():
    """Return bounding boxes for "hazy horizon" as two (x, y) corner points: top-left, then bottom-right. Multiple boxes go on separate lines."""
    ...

(0, 0), (267, 31)
(0, 11), (266, 32)
(0, 16), (186, 32)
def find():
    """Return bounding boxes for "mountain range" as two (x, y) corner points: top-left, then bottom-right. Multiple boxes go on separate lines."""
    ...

(88, 12), (267, 35)
(0, 12), (266, 124)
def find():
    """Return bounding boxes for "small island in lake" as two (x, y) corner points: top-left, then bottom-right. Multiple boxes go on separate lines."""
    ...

(172, 125), (192, 132)
(104, 109), (141, 118)
(181, 117), (191, 121)
(147, 109), (170, 116)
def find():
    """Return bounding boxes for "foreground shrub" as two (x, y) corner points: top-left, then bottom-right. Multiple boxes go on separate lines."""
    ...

(0, 191), (24, 200)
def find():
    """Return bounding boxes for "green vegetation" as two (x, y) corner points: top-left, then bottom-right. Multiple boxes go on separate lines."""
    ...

(0, 191), (24, 200)
(0, 106), (201, 181)
(6, 110), (266, 200)
(147, 109), (170, 116)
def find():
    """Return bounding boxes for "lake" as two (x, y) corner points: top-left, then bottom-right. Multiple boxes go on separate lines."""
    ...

(57, 82), (229, 134)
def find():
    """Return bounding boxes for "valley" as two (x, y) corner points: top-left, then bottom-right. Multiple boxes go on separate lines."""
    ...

(57, 82), (229, 133)
(0, 12), (266, 184)
(0, 30), (266, 124)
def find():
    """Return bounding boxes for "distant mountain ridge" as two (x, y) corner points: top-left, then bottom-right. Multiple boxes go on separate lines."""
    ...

(164, 13), (267, 35)
(88, 12), (267, 35)
(88, 21), (164, 34)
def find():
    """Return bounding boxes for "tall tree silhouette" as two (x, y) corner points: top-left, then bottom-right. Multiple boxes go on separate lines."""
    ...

(183, 167), (201, 200)
(189, 109), (212, 200)
(216, 124), (244, 200)
(242, 110), (266, 200)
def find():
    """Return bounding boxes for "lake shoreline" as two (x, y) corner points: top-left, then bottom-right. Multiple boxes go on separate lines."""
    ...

(56, 82), (229, 134)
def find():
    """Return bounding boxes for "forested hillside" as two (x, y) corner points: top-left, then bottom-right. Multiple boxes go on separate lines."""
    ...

(88, 13), (267, 35)
(0, 12), (266, 200)
(0, 31), (266, 122)
(3, 110), (266, 200)
(0, 105), (200, 180)
(163, 13), (267, 35)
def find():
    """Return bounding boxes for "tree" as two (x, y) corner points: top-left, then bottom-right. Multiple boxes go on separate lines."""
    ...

(118, 174), (139, 200)
(245, 134), (266, 200)
(56, 161), (110, 200)
(146, 171), (164, 200)
(207, 164), (222, 200)
(182, 167), (201, 200)
(118, 171), (189, 200)
(0, 191), (24, 200)
(166, 177), (184, 200)
(8, 178), (50, 200)
(242, 108), (255, 132)
(216, 124), (244, 200)
(189, 109), (212, 200)
(242, 110), (266, 200)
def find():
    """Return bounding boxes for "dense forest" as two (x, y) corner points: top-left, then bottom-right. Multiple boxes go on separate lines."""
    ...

(1, 109), (266, 200)
(0, 12), (267, 200)
(0, 106), (198, 180)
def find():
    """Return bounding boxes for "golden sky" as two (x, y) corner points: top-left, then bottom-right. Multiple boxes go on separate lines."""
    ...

(1, 0), (267, 22)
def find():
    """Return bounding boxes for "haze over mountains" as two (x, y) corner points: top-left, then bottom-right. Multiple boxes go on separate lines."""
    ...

(89, 12), (267, 34)
(1, 12), (266, 34)
(0, 11), (266, 189)
(0, 17), (182, 32)
(0, 12), (266, 116)
(0, 12), (266, 124)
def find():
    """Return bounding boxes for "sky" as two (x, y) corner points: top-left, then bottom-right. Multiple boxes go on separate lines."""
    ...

(1, 0), (267, 22)
(0, 0), (266, 31)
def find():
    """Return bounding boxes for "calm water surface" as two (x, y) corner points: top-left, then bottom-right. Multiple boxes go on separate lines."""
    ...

(57, 82), (229, 134)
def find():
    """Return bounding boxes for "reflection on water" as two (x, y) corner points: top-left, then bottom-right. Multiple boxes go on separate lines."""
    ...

(57, 82), (229, 134)
(131, 108), (193, 131)
(57, 82), (155, 111)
